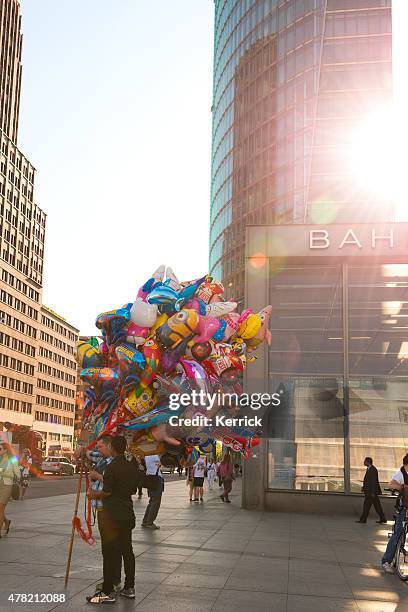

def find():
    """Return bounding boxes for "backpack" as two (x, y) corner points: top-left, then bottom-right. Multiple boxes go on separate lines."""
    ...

(397, 467), (408, 509)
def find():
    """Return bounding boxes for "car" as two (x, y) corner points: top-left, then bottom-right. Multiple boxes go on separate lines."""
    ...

(160, 465), (176, 474)
(41, 456), (75, 476)
(75, 458), (83, 474)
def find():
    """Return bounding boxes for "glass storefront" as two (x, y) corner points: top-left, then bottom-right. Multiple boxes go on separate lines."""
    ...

(266, 262), (408, 494)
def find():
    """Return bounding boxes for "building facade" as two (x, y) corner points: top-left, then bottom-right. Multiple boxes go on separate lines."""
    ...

(0, 0), (79, 453)
(244, 223), (408, 513)
(35, 306), (78, 455)
(210, 0), (392, 303)
(0, 132), (45, 429)
(0, 0), (22, 144)
(209, 1), (396, 511)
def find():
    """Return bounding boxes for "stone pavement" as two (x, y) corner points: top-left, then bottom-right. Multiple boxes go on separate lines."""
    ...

(0, 478), (408, 611)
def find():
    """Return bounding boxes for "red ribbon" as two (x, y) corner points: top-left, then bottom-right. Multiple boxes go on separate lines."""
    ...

(72, 466), (94, 546)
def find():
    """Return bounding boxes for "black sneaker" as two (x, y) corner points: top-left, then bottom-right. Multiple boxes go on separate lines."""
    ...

(376, 519), (387, 524)
(86, 591), (116, 604)
(120, 588), (135, 599)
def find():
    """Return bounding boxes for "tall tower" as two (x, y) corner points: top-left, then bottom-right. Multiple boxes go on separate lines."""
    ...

(0, 0), (22, 143)
(0, 2), (79, 457)
(210, 0), (392, 303)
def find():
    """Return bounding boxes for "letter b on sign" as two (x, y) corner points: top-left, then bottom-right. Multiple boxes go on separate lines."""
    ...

(310, 230), (329, 249)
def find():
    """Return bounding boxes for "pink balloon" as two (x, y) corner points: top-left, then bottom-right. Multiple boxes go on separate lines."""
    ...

(127, 321), (149, 340)
(193, 315), (221, 343)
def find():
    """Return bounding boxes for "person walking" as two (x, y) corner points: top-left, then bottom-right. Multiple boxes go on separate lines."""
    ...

(356, 457), (386, 524)
(135, 456), (144, 499)
(0, 442), (21, 537)
(19, 449), (32, 500)
(127, 453), (144, 499)
(216, 460), (222, 487)
(218, 454), (234, 503)
(207, 459), (216, 490)
(142, 454), (164, 529)
(86, 436), (139, 604)
(192, 456), (206, 502)
(186, 465), (195, 501)
(381, 454), (408, 574)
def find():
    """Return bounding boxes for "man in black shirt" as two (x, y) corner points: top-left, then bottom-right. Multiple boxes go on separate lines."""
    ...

(356, 457), (386, 524)
(86, 436), (139, 604)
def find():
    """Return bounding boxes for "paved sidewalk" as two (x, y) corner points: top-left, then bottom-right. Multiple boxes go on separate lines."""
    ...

(0, 478), (408, 611)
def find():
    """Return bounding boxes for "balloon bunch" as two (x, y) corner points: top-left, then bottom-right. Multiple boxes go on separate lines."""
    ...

(77, 266), (272, 467)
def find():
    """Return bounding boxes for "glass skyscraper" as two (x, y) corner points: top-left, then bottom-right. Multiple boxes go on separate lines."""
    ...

(210, 0), (392, 303)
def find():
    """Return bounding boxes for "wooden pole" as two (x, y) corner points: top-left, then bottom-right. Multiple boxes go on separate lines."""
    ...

(64, 463), (84, 588)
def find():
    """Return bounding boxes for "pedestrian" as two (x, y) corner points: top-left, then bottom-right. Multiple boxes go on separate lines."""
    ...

(192, 456), (206, 502)
(142, 454), (164, 529)
(381, 454), (408, 574)
(356, 457), (386, 524)
(218, 454), (234, 503)
(207, 459), (216, 490)
(216, 460), (222, 487)
(133, 455), (144, 499)
(186, 465), (194, 501)
(0, 442), (21, 537)
(87, 436), (122, 595)
(86, 436), (139, 604)
(20, 449), (32, 499)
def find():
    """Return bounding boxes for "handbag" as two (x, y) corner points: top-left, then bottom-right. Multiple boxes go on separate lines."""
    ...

(140, 467), (160, 490)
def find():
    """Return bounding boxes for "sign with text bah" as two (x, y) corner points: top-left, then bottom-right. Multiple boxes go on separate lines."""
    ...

(246, 224), (408, 259)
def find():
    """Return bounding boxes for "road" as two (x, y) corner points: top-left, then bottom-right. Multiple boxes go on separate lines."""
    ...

(22, 471), (186, 499)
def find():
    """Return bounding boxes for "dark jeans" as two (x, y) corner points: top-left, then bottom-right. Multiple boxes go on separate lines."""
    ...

(97, 511), (121, 587)
(360, 494), (386, 522)
(383, 507), (405, 563)
(143, 492), (162, 525)
(101, 514), (135, 594)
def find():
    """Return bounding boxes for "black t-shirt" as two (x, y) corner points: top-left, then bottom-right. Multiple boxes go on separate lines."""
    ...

(102, 455), (139, 523)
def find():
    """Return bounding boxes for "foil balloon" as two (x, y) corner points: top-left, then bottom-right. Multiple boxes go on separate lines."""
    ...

(77, 266), (272, 464)
(156, 309), (199, 349)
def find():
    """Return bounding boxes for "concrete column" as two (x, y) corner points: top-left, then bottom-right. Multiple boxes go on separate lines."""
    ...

(242, 228), (269, 510)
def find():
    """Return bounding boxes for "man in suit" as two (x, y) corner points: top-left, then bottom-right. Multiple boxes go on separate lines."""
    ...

(356, 457), (387, 524)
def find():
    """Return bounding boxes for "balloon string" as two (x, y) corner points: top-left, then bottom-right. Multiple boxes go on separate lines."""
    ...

(72, 465), (94, 546)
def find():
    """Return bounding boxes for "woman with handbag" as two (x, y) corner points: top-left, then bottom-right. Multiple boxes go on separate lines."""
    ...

(0, 442), (21, 537)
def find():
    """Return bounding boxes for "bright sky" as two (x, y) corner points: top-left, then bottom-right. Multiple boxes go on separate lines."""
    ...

(18, 0), (214, 335)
